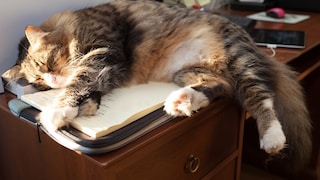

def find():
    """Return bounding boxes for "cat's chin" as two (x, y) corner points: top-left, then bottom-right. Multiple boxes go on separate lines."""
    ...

(43, 73), (69, 89)
(45, 81), (67, 89)
(39, 106), (79, 132)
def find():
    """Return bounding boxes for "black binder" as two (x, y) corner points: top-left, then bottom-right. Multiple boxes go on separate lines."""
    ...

(8, 98), (173, 154)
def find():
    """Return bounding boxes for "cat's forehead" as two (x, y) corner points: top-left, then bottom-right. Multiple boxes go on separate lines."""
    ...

(25, 49), (55, 70)
(31, 41), (64, 54)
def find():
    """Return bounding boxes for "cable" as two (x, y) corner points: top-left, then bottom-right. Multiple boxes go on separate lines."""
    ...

(267, 44), (277, 57)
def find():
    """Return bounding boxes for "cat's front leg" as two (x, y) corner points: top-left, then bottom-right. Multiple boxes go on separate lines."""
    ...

(40, 106), (79, 132)
(39, 89), (100, 132)
(39, 88), (80, 132)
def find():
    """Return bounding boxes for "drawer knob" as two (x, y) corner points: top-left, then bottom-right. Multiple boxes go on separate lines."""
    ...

(185, 154), (200, 173)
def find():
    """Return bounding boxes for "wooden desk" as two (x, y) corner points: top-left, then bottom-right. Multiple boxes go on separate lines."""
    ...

(220, 8), (320, 179)
(0, 91), (244, 179)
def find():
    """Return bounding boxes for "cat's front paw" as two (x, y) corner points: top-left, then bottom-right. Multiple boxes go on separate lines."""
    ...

(39, 106), (79, 132)
(260, 120), (286, 154)
(78, 98), (99, 116)
(164, 87), (209, 117)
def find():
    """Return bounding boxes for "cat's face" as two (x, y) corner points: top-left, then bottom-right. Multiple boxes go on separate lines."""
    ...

(19, 26), (72, 90)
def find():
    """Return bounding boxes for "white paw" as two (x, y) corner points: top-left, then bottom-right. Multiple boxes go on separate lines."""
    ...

(164, 86), (209, 117)
(39, 106), (79, 132)
(260, 120), (286, 154)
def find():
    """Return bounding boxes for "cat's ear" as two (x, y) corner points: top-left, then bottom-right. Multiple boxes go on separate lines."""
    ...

(25, 26), (49, 50)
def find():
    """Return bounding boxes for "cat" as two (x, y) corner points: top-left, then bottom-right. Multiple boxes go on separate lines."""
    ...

(13, 0), (311, 171)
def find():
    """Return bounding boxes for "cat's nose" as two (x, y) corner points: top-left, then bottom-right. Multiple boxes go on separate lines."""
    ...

(52, 76), (57, 83)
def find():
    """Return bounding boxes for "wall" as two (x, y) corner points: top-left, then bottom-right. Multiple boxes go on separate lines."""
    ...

(0, 0), (108, 92)
(163, 0), (229, 9)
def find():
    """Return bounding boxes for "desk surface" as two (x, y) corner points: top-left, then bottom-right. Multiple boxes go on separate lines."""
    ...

(219, 8), (320, 64)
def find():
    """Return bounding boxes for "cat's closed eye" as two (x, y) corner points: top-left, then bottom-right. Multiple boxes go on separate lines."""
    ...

(39, 64), (49, 73)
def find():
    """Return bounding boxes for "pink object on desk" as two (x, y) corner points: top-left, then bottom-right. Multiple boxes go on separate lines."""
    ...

(266, 7), (286, 19)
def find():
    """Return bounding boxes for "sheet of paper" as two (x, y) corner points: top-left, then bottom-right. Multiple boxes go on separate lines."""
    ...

(247, 12), (310, 24)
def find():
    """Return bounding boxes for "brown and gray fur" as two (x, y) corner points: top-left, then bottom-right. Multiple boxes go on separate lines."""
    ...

(14, 0), (311, 171)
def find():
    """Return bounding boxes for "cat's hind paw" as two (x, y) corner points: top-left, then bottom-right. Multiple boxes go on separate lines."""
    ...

(260, 120), (286, 154)
(164, 86), (209, 117)
(39, 106), (79, 132)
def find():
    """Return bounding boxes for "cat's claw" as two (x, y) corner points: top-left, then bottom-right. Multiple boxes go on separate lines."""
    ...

(164, 87), (209, 117)
(260, 120), (286, 154)
(39, 106), (79, 132)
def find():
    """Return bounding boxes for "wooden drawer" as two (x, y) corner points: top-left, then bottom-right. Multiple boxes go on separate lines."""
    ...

(106, 101), (242, 179)
(209, 159), (238, 180)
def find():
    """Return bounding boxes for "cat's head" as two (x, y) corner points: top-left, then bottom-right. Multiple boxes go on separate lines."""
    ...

(18, 26), (72, 90)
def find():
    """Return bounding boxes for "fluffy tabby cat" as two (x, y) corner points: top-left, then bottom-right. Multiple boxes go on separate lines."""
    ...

(14, 0), (311, 171)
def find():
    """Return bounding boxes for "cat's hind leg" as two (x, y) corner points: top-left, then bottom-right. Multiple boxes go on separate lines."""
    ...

(233, 61), (287, 154)
(255, 98), (286, 154)
(164, 86), (209, 116)
(164, 67), (232, 117)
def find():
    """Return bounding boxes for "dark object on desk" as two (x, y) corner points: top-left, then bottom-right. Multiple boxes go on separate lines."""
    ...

(274, 0), (320, 12)
(266, 7), (285, 18)
(230, 0), (274, 11)
(8, 98), (172, 154)
(250, 29), (305, 49)
(220, 14), (257, 32)
(230, 0), (320, 12)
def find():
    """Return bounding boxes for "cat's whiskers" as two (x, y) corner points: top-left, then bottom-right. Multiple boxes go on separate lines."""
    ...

(79, 48), (109, 62)
(67, 48), (109, 72)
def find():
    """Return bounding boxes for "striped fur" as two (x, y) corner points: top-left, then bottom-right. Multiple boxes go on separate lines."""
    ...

(15, 0), (311, 171)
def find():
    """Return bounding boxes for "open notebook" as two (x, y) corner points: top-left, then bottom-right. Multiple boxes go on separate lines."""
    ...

(20, 82), (179, 138)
